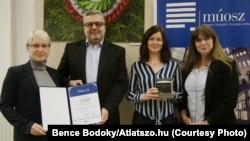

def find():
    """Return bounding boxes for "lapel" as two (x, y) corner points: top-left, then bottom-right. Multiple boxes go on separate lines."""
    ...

(205, 60), (216, 96)
(81, 40), (87, 83)
(47, 67), (60, 86)
(97, 40), (109, 80)
(23, 61), (38, 92)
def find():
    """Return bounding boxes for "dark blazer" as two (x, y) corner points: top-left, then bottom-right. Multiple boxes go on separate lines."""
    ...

(0, 61), (61, 141)
(57, 39), (128, 124)
(179, 60), (239, 124)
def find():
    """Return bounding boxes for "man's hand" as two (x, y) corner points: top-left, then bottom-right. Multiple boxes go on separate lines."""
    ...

(68, 80), (83, 86)
(96, 108), (109, 125)
(30, 123), (46, 136)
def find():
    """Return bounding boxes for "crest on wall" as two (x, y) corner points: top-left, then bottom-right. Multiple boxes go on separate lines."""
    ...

(44, 0), (144, 42)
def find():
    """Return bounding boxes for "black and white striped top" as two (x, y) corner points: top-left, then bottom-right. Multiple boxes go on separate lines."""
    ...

(126, 60), (183, 124)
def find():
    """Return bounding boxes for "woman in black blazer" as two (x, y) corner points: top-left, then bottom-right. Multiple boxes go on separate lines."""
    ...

(0, 30), (61, 141)
(179, 25), (239, 125)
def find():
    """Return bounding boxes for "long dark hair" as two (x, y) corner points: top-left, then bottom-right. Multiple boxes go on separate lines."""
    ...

(139, 25), (172, 63)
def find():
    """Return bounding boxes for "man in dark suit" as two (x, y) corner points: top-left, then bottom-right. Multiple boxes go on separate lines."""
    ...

(0, 30), (61, 141)
(57, 10), (128, 125)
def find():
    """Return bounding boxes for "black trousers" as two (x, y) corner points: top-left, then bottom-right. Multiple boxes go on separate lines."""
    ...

(132, 111), (183, 125)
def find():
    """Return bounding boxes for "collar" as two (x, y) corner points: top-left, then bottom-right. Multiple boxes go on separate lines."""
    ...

(85, 39), (103, 48)
(29, 59), (46, 71)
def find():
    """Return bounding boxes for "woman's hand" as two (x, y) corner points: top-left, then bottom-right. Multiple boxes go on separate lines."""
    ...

(140, 87), (162, 101)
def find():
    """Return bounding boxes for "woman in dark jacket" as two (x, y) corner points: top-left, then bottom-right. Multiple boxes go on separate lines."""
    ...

(0, 30), (61, 141)
(179, 24), (239, 125)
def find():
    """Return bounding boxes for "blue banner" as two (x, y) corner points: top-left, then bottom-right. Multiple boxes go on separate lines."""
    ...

(156, 0), (250, 47)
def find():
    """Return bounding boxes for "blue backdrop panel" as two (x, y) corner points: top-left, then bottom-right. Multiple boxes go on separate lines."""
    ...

(156, 0), (250, 48)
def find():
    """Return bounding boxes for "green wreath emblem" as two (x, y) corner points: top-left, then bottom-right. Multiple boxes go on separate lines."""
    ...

(64, 0), (130, 24)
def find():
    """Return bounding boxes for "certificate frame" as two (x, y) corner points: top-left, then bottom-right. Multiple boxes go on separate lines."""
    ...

(39, 83), (101, 130)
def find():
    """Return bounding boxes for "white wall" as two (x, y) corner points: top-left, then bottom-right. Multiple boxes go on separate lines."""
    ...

(0, 0), (155, 140)
(0, 1), (13, 141)
(0, 1), (37, 140)
(0, 0), (12, 92)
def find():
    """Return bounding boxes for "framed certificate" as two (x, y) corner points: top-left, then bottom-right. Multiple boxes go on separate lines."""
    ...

(68, 83), (101, 125)
(155, 78), (175, 99)
(39, 83), (101, 130)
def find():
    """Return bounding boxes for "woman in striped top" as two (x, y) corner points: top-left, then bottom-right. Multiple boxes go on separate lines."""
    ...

(126, 25), (183, 125)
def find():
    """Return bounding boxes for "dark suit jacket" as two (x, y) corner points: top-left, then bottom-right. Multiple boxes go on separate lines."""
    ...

(57, 39), (128, 124)
(0, 61), (61, 141)
(179, 60), (239, 124)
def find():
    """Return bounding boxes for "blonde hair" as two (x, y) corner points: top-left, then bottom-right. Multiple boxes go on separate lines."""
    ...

(26, 30), (51, 47)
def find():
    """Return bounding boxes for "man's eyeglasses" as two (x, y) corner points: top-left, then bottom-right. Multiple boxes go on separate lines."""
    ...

(84, 22), (105, 29)
(194, 37), (212, 43)
(29, 44), (50, 49)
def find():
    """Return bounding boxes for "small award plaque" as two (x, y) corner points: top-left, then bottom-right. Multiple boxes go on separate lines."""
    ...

(155, 78), (174, 99)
